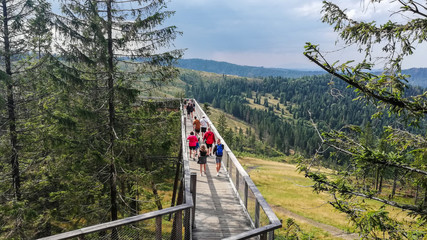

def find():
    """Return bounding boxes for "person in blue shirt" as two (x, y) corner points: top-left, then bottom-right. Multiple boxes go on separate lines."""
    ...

(213, 139), (224, 177)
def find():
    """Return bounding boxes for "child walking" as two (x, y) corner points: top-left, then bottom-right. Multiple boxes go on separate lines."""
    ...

(198, 144), (208, 176)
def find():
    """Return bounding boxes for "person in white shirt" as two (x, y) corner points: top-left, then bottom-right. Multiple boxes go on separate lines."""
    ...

(200, 116), (209, 138)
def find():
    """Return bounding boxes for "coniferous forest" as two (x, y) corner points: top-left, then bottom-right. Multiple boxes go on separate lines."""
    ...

(0, 0), (182, 238)
(182, 71), (425, 159)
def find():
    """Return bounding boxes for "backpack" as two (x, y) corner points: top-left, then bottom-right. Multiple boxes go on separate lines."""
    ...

(216, 144), (223, 156)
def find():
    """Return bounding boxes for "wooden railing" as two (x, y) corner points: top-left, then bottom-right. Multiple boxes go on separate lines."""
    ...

(193, 100), (282, 240)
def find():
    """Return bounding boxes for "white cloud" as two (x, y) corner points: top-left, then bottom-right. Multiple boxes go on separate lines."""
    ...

(294, 1), (323, 18)
(166, 0), (427, 69)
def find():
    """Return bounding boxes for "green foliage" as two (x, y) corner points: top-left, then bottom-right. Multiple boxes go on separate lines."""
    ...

(203, 102), (211, 115)
(0, 0), (182, 238)
(277, 218), (314, 240)
(301, 0), (427, 238)
(217, 113), (228, 134)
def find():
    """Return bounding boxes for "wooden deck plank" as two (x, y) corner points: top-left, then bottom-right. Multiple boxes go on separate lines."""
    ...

(184, 116), (253, 240)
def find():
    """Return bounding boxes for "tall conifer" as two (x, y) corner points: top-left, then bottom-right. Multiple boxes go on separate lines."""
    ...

(53, 0), (182, 223)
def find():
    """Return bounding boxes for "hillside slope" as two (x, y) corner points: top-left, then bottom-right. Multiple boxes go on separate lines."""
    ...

(177, 58), (325, 78)
(177, 58), (427, 87)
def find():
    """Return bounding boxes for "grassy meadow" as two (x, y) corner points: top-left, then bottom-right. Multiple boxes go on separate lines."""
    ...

(238, 157), (353, 239)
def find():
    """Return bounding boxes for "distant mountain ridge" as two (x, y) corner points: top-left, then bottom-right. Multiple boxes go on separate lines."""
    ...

(176, 58), (325, 79)
(177, 58), (427, 87)
(402, 68), (427, 87)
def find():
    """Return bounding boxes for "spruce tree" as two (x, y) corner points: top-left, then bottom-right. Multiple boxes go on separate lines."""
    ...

(0, 0), (54, 237)
(0, 0), (51, 202)
(53, 0), (182, 224)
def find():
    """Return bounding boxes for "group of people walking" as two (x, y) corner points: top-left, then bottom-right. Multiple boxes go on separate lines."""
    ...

(186, 100), (224, 177)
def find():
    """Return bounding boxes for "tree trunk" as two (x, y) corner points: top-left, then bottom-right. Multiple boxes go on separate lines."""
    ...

(391, 168), (398, 200)
(375, 166), (380, 191)
(362, 174), (367, 192)
(423, 186), (427, 208)
(2, 0), (21, 201)
(109, 163), (118, 220)
(106, 0), (118, 222)
(129, 180), (139, 216)
(151, 180), (163, 210)
(378, 174), (383, 194)
(415, 183), (420, 205)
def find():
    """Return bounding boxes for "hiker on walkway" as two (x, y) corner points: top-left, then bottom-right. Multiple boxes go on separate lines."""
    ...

(213, 139), (224, 177)
(203, 127), (216, 156)
(186, 101), (194, 119)
(198, 144), (208, 176)
(195, 136), (200, 158)
(193, 116), (201, 137)
(187, 131), (198, 160)
(200, 116), (209, 138)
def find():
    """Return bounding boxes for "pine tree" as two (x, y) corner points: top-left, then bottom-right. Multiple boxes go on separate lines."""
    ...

(217, 113), (227, 134)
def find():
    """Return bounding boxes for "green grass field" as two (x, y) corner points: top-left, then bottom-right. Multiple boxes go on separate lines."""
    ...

(207, 107), (256, 134)
(237, 156), (420, 239)
(238, 157), (352, 238)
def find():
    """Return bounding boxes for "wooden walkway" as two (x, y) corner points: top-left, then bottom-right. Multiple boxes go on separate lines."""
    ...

(184, 116), (253, 239)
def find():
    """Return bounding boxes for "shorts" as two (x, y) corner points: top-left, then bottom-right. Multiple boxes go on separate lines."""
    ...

(201, 127), (207, 133)
(195, 129), (200, 134)
(216, 156), (222, 164)
(198, 156), (207, 164)
(206, 144), (212, 148)
(189, 146), (196, 150)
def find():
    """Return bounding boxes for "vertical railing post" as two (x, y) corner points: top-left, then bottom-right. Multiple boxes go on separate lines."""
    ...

(185, 208), (191, 240)
(260, 232), (267, 240)
(244, 181), (248, 208)
(156, 216), (162, 240)
(169, 147), (182, 220)
(235, 171), (240, 192)
(268, 230), (274, 240)
(255, 199), (260, 228)
(190, 173), (197, 229)
(229, 156), (233, 180)
(172, 180), (183, 240)
(176, 211), (183, 240)
(225, 151), (229, 172)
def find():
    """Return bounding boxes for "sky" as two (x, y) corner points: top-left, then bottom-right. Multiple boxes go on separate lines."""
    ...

(165, 0), (427, 70)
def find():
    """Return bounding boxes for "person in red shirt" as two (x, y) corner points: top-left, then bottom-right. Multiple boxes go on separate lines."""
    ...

(187, 131), (198, 160)
(203, 127), (216, 156)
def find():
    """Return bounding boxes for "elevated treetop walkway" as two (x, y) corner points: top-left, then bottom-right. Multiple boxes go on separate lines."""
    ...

(39, 99), (281, 240)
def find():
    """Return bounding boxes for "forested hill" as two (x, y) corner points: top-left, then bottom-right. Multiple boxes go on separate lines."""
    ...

(403, 68), (427, 87)
(180, 70), (425, 161)
(177, 58), (325, 78)
(177, 58), (427, 87)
